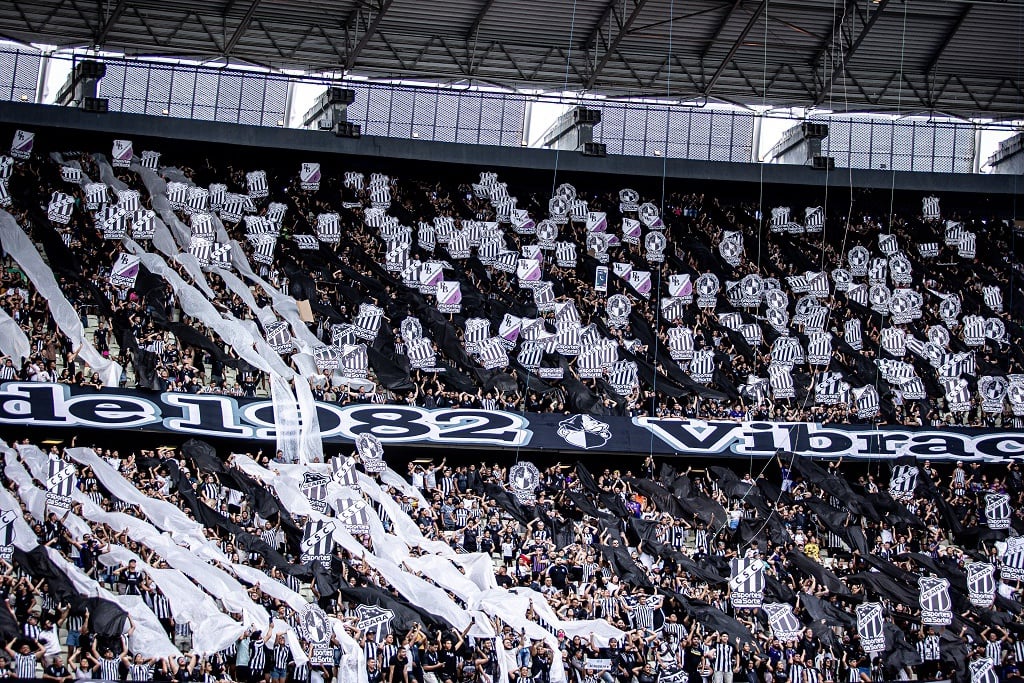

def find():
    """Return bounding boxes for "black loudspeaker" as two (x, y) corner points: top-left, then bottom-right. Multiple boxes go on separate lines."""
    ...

(581, 142), (607, 157)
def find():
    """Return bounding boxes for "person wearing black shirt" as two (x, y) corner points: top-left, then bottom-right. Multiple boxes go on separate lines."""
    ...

(42, 656), (71, 683)
(419, 641), (441, 683)
(115, 560), (143, 596)
(365, 659), (383, 683)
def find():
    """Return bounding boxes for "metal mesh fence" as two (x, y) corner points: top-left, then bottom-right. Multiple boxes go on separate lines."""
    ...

(95, 56), (289, 127)
(816, 115), (976, 173)
(0, 46), (1006, 173)
(593, 103), (755, 162)
(0, 49), (41, 103)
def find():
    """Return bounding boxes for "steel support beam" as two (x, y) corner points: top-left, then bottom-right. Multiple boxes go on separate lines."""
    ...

(703, 0), (767, 96)
(345, 0), (395, 71)
(224, 0), (263, 56)
(700, 0), (742, 60)
(583, 0), (621, 49)
(813, 0), (890, 105)
(808, 0), (857, 70)
(467, 0), (497, 38)
(95, 0), (129, 44)
(925, 4), (971, 72)
(585, 0), (650, 90)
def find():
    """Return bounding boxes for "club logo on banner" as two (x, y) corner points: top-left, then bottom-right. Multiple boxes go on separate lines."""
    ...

(645, 231), (666, 263)
(10, 130), (34, 160)
(298, 604), (334, 664)
(888, 465), (918, 502)
(557, 415), (612, 450)
(0, 509), (16, 562)
(111, 140), (133, 168)
(919, 576), (952, 625)
(300, 163), (321, 191)
(337, 498), (369, 535)
(619, 188), (640, 213)
(966, 562), (996, 608)
(110, 254), (141, 288)
(856, 603), (885, 652)
(332, 456), (359, 489)
(509, 461), (540, 503)
(985, 492), (1011, 530)
(971, 659), (999, 683)
(695, 274), (719, 309)
(300, 519), (336, 568)
(299, 472), (331, 514)
(658, 668), (688, 683)
(355, 604), (395, 642)
(638, 202), (663, 229)
(45, 457), (76, 513)
(436, 280), (462, 313)
(763, 603), (802, 643)
(1002, 537), (1024, 581)
(606, 294), (631, 328)
(356, 433), (386, 473)
(586, 232), (610, 264)
(729, 558), (765, 609)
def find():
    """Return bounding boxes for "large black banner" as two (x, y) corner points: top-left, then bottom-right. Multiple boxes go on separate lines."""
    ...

(0, 382), (1020, 460)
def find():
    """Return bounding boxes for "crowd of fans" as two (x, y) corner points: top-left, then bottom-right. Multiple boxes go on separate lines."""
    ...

(0, 140), (1019, 427)
(0, 434), (1018, 683)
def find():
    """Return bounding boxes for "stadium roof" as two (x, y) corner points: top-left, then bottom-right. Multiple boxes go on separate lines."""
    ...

(1, 0), (1023, 118)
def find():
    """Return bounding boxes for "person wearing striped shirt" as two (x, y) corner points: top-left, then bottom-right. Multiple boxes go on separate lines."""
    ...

(121, 652), (157, 681)
(709, 634), (737, 683)
(4, 638), (44, 680)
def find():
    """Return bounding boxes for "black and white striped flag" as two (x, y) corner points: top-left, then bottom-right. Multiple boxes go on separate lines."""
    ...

(0, 155), (10, 180)
(770, 206), (790, 232)
(317, 213), (341, 244)
(688, 348), (715, 384)
(958, 232), (977, 259)
(607, 361), (639, 396)
(804, 206), (824, 232)
(294, 234), (319, 250)
(131, 210), (155, 241)
(84, 183), (108, 210)
(300, 520), (337, 568)
(477, 337), (509, 369)
(772, 336), (804, 366)
(189, 236), (215, 266)
(729, 558), (766, 609)
(555, 322), (581, 356)
(917, 242), (940, 258)
(769, 365), (795, 399)
(98, 206), (129, 239)
(881, 327), (907, 357)
(967, 562), (996, 608)
(962, 315), (986, 347)
(47, 191), (74, 224)
(815, 372), (848, 405)
(919, 576), (952, 626)
(46, 457), (77, 513)
(344, 171), (364, 191)
(922, 195), (940, 220)
(370, 186), (391, 210)
(353, 304), (384, 341)
(0, 510), (15, 563)
(517, 340), (544, 370)
(249, 235), (277, 265)
(340, 344), (369, 379)
(985, 492), (1011, 530)
(264, 321), (294, 354)
(941, 377), (971, 412)
(219, 193), (248, 223)
(186, 186), (210, 215)
(463, 318), (490, 354)
(140, 150), (160, 170)
(209, 183), (226, 211)
(807, 332), (832, 366)
(854, 385), (880, 419)
(889, 464), (918, 501)
(0, 180), (8, 209)
(246, 170), (269, 199)
(982, 286), (1003, 313)
(331, 323), (358, 347)
(407, 337), (436, 369)
(313, 345), (343, 370)
(61, 166), (82, 184)
(266, 202), (287, 227)
(166, 182), (188, 211)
